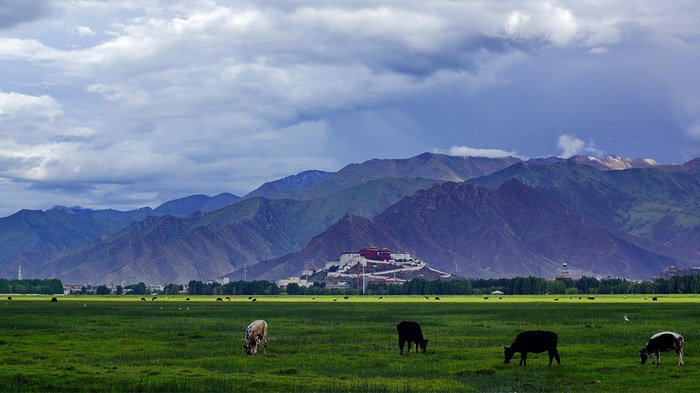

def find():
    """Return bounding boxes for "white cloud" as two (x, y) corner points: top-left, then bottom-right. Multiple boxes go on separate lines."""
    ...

(73, 26), (96, 37)
(557, 134), (602, 158)
(588, 47), (609, 55)
(439, 145), (517, 159)
(0, 91), (62, 119)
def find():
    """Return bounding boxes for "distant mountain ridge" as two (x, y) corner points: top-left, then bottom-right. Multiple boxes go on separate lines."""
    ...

(246, 179), (692, 281)
(1, 152), (698, 284)
(40, 177), (440, 284)
(246, 153), (521, 200)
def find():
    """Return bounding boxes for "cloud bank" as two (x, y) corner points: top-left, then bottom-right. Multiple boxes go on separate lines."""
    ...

(0, 1), (698, 216)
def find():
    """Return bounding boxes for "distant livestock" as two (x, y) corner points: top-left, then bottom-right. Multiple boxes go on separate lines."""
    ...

(141, 298), (146, 301)
(216, 298), (223, 302)
(244, 320), (268, 355)
(504, 330), (560, 366)
(652, 297), (658, 301)
(344, 296), (349, 300)
(434, 297), (440, 300)
(251, 298), (257, 302)
(640, 332), (684, 366)
(6, 296), (11, 300)
(186, 298), (190, 301)
(587, 297), (596, 300)
(225, 297), (231, 301)
(51, 297), (58, 303)
(397, 321), (429, 355)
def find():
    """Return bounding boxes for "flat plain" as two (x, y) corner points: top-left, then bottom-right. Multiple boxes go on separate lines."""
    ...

(1, 295), (699, 392)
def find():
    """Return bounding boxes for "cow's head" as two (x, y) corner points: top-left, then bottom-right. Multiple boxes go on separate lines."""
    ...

(244, 342), (258, 355)
(639, 349), (649, 364)
(420, 339), (429, 353)
(504, 346), (515, 364)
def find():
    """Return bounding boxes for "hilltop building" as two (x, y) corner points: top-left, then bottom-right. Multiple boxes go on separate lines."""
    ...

(275, 246), (453, 290)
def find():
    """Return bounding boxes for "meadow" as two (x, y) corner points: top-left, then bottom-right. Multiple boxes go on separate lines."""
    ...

(1, 295), (699, 392)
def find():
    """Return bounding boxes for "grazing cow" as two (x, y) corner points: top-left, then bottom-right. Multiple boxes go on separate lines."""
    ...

(652, 297), (658, 301)
(251, 298), (257, 302)
(152, 297), (157, 301)
(424, 296), (429, 300)
(6, 296), (11, 300)
(216, 298), (223, 301)
(483, 297), (489, 300)
(244, 320), (268, 355)
(225, 297), (231, 301)
(434, 297), (440, 300)
(639, 332), (684, 366)
(587, 297), (596, 300)
(504, 331), (560, 366)
(51, 297), (58, 302)
(397, 321), (429, 355)
(186, 298), (190, 301)
(141, 297), (146, 301)
(554, 299), (559, 301)
(344, 296), (349, 300)
(379, 296), (384, 300)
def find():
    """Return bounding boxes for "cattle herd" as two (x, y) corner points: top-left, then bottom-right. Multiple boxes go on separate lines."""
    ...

(243, 319), (686, 366)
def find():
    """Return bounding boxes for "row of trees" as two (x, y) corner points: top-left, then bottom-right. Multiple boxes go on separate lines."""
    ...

(360, 275), (700, 295)
(6, 275), (700, 296)
(0, 279), (64, 294)
(187, 280), (281, 295)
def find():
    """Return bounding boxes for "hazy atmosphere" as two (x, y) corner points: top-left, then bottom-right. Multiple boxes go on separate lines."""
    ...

(1, 0), (699, 216)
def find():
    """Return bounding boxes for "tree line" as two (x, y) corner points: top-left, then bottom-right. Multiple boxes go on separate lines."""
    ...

(5, 274), (700, 296)
(0, 279), (64, 294)
(363, 275), (700, 295)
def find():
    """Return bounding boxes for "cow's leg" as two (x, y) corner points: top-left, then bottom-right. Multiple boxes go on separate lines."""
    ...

(407, 341), (412, 353)
(554, 349), (561, 365)
(548, 350), (554, 366)
(653, 351), (660, 365)
(415, 341), (419, 354)
(263, 336), (268, 354)
(676, 347), (684, 366)
(399, 339), (405, 355)
(520, 353), (527, 366)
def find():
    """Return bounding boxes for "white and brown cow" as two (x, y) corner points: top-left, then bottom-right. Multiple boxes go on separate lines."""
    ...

(639, 331), (684, 365)
(244, 320), (268, 355)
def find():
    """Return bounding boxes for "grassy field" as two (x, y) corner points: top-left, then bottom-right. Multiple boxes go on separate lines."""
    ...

(1, 295), (699, 392)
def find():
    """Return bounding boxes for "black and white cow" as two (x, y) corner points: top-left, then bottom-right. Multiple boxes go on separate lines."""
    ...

(504, 330), (560, 366)
(244, 320), (268, 355)
(639, 332), (684, 366)
(397, 321), (428, 355)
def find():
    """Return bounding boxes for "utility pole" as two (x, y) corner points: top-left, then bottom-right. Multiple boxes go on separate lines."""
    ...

(17, 265), (22, 280)
(362, 263), (366, 295)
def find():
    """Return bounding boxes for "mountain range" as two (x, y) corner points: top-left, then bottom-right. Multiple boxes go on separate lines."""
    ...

(1, 152), (698, 284)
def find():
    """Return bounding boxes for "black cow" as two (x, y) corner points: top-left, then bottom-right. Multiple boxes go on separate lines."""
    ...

(51, 297), (58, 302)
(504, 330), (560, 366)
(397, 321), (428, 355)
(216, 298), (223, 301)
(639, 332), (684, 365)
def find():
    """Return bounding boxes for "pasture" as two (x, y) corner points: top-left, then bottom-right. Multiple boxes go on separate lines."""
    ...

(1, 295), (699, 392)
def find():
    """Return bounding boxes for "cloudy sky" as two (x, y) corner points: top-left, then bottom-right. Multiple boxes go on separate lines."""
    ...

(1, 1), (699, 216)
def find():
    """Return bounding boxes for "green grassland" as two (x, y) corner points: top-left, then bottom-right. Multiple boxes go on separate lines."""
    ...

(1, 295), (699, 392)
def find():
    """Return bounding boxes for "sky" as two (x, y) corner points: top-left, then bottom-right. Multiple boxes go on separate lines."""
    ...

(1, 1), (699, 217)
